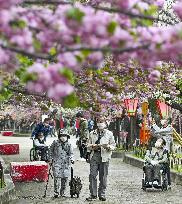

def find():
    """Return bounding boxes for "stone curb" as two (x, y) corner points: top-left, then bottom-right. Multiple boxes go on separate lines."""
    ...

(112, 151), (182, 186)
(0, 157), (16, 204)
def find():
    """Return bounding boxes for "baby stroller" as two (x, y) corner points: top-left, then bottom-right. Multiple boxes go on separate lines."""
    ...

(142, 164), (168, 191)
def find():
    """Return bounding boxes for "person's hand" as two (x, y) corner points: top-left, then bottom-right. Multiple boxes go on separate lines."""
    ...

(92, 144), (100, 150)
(102, 144), (111, 151)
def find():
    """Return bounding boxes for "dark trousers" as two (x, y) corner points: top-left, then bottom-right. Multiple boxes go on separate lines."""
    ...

(89, 152), (109, 198)
(36, 146), (48, 161)
(78, 139), (87, 158)
(145, 164), (162, 183)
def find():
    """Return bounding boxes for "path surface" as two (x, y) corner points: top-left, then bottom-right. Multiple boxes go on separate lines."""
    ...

(1, 134), (182, 204)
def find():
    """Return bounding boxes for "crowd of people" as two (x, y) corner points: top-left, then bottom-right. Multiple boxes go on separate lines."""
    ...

(28, 108), (176, 201)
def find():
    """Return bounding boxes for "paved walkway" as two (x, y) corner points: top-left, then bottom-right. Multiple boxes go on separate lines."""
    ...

(1, 135), (182, 204)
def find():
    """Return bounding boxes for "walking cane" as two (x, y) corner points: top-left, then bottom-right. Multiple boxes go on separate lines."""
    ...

(43, 162), (53, 198)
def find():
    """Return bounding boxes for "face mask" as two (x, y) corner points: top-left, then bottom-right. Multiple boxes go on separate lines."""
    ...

(97, 123), (106, 130)
(155, 141), (162, 148)
(59, 137), (67, 142)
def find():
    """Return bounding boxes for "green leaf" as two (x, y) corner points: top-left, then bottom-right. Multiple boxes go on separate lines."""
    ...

(81, 50), (91, 58)
(22, 73), (38, 83)
(10, 20), (26, 29)
(63, 93), (80, 108)
(49, 47), (57, 56)
(107, 21), (117, 35)
(67, 8), (85, 22)
(60, 68), (74, 84)
(33, 39), (42, 51)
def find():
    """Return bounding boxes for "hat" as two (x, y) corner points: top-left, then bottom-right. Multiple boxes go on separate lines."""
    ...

(58, 129), (70, 139)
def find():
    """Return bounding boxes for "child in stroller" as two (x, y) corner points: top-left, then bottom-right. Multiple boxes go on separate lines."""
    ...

(142, 138), (169, 191)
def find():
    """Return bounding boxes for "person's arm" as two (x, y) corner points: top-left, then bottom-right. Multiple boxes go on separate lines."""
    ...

(31, 124), (40, 138)
(102, 131), (116, 151)
(151, 124), (161, 132)
(158, 151), (169, 164)
(144, 150), (152, 163)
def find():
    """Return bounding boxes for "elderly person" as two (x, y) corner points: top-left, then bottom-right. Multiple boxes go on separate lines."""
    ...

(144, 138), (169, 187)
(151, 118), (173, 187)
(86, 117), (116, 202)
(34, 132), (48, 161)
(49, 130), (74, 198)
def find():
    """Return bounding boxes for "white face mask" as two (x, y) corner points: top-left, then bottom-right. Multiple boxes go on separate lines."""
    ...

(59, 137), (67, 142)
(155, 141), (162, 148)
(97, 123), (106, 130)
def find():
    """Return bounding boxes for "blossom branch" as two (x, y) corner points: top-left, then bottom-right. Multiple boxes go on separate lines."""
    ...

(22, 0), (174, 25)
(0, 43), (149, 60)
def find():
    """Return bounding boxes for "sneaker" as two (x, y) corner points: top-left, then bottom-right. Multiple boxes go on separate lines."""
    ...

(99, 197), (106, 201)
(168, 185), (172, 190)
(153, 180), (159, 186)
(80, 158), (86, 162)
(86, 196), (97, 201)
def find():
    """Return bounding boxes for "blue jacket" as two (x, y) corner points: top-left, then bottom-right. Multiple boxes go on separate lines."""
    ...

(31, 123), (51, 138)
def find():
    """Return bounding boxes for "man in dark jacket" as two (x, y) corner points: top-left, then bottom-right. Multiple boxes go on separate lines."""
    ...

(76, 112), (89, 161)
(31, 118), (51, 141)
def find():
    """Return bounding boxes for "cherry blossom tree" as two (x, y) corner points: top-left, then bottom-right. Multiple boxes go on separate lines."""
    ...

(0, 0), (181, 104)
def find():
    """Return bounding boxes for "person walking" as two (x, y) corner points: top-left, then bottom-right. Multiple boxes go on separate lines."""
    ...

(76, 112), (89, 161)
(49, 130), (74, 198)
(86, 117), (116, 202)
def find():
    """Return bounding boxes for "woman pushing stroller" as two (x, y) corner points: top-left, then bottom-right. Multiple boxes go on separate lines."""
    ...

(144, 138), (169, 188)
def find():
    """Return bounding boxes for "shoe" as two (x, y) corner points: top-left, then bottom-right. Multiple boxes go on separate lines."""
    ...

(86, 195), (97, 201)
(153, 180), (159, 186)
(168, 185), (171, 190)
(149, 182), (152, 186)
(80, 158), (86, 161)
(99, 197), (106, 201)
(54, 194), (59, 198)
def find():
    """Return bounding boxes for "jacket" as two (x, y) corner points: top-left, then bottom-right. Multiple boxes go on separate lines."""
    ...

(49, 140), (74, 178)
(31, 123), (51, 138)
(87, 129), (116, 162)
